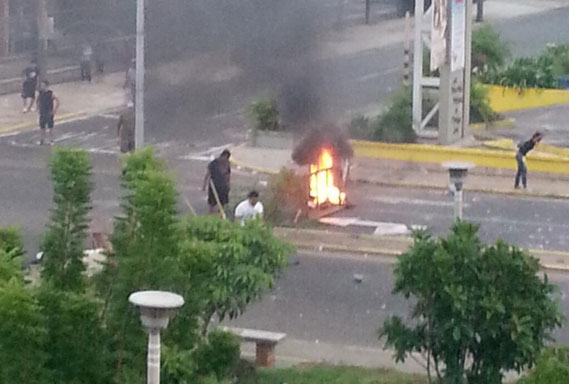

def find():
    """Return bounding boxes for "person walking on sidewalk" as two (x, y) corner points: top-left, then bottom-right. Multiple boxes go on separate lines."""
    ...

(37, 81), (60, 146)
(515, 132), (543, 190)
(21, 60), (39, 113)
(117, 104), (135, 153)
(203, 149), (231, 214)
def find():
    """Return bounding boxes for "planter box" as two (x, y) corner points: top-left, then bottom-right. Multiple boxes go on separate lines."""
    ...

(484, 85), (569, 113)
(247, 129), (294, 150)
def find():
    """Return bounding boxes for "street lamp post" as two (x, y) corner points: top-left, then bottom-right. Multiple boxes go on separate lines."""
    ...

(442, 162), (475, 220)
(135, 0), (145, 148)
(129, 291), (185, 384)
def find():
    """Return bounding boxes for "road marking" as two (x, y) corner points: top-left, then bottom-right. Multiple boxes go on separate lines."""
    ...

(371, 195), (470, 208)
(180, 143), (234, 161)
(319, 217), (411, 236)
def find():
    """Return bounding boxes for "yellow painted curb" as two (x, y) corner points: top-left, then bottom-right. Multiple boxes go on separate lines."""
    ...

(485, 85), (569, 112)
(230, 156), (280, 175)
(231, 151), (569, 200)
(484, 139), (569, 158)
(350, 139), (569, 174)
(0, 111), (87, 135)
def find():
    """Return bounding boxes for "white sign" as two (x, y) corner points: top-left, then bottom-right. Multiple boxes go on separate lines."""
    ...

(450, 0), (466, 71)
(431, 0), (448, 71)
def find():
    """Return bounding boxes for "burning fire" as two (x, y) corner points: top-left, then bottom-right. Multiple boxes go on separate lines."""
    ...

(309, 149), (346, 207)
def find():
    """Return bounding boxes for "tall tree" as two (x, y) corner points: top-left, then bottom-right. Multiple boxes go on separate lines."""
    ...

(99, 148), (182, 380)
(40, 148), (93, 292)
(381, 222), (564, 384)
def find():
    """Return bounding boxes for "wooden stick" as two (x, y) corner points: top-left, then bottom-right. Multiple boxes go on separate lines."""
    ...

(209, 179), (227, 220)
(183, 195), (197, 216)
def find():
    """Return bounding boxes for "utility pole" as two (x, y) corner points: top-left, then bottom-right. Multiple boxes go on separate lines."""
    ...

(412, 0), (424, 133)
(476, 0), (484, 22)
(36, 0), (48, 81)
(0, 0), (9, 57)
(135, 0), (145, 149)
(365, 0), (371, 24)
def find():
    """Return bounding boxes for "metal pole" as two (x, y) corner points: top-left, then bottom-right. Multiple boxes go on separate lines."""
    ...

(403, 11), (411, 86)
(147, 328), (160, 384)
(36, 0), (48, 81)
(462, 0), (473, 138)
(0, 0), (9, 56)
(135, 0), (145, 149)
(365, 0), (371, 25)
(454, 189), (463, 220)
(476, 0), (484, 22)
(412, 0), (424, 133)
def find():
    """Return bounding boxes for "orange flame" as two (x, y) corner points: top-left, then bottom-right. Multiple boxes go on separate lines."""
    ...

(309, 149), (346, 206)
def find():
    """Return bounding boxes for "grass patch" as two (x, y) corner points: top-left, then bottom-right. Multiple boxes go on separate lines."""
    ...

(257, 365), (427, 384)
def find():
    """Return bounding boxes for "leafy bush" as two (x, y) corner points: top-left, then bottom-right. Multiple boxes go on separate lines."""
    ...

(194, 331), (240, 380)
(349, 115), (371, 140)
(0, 227), (24, 258)
(250, 98), (281, 132)
(0, 278), (48, 384)
(472, 24), (509, 72)
(544, 43), (569, 77)
(470, 81), (500, 123)
(381, 221), (564, 384)
(264, 168), (308, 225)
(482, 56), (558, 90)
(371, 88), (417, 143)
(519, 347), (569, 384)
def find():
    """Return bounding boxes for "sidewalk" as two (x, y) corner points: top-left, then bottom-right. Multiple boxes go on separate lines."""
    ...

(230, 145), (569, 200)
(0, 72), (126, 135)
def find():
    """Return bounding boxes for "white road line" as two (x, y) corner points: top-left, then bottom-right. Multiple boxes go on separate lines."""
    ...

(371, 196), (469, 208)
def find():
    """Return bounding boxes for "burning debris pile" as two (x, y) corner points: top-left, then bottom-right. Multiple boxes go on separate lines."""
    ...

(292, 124), (353, 210)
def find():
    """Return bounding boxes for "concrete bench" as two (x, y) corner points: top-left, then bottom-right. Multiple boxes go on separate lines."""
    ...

(220, 326), (286, 368)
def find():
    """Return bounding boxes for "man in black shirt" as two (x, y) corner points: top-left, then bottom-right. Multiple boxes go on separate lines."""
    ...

(515, 132), (542, 190)
(203, 149), (231, 214)
(21, 60), (39, 113)
(37, 81), (60, 145)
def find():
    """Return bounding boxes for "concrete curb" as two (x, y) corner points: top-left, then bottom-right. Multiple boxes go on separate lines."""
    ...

(230, 150), (569, 201)
(275, 227), (569, 273)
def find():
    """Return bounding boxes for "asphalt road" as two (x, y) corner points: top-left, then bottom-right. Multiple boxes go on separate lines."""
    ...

(492, 7), (569, 58)
(226, 251), (569, 347)
(337, 183), (569, 252)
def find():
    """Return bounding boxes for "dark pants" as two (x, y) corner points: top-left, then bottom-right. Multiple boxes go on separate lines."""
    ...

(80, 61), (92, 82)
(515, 152), (527, 188)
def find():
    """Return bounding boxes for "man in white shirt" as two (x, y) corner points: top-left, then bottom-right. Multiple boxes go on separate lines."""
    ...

(234, 191), (264, 225)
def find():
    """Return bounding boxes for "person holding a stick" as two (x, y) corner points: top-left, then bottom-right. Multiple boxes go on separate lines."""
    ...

(203, 149), (231, 215)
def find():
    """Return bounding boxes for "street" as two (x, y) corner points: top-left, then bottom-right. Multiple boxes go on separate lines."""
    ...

(1, 1), (569, 373)
(226, 250), (569, 347)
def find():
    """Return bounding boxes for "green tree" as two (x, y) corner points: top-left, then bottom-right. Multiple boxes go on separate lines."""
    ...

(472, 24), (509, 72)
(37, 288), (110, 384)
(381, 222), (563, 384)
(177, 216), (292, 336)
(519, 347), (569, 384)
(0, 226), (25, 258)
(99, 148), (183, 380)
(40, 148), (93, 292)
(0, 249), (48, 384)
